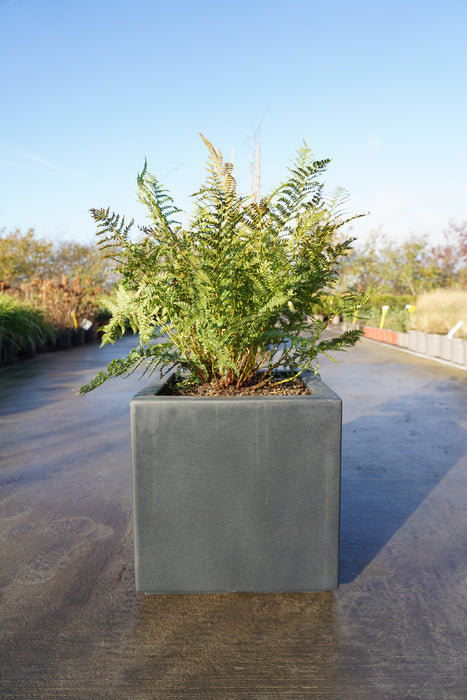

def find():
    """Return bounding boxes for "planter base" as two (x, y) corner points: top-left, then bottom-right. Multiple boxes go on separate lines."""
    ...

(131, 372), (342, 594)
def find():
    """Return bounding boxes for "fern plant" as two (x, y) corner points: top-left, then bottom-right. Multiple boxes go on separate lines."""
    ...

(78, 135), (372, 395)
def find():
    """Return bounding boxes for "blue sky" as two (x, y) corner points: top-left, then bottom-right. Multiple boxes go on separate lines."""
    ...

(1, 0), (466, 246)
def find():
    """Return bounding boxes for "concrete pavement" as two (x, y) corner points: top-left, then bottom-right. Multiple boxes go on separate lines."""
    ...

(0, 336), (466, 698)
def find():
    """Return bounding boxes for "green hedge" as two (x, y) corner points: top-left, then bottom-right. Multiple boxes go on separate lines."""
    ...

(362, 293), (416, 310)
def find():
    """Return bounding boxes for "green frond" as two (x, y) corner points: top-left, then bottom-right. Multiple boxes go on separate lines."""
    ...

(137, 163), (182, 232)
(81, 134), (369, 394)
(136, 158), (148, 186)
(199, 133), (237, 197)
(91, 208), (134, 252)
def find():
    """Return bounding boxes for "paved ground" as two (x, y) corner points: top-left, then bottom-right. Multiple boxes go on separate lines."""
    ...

(0, 336), (466, 699)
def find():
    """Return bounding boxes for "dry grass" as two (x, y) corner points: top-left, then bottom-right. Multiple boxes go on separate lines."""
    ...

(411, 288), (467, 338)
(1, 276), (104, 330)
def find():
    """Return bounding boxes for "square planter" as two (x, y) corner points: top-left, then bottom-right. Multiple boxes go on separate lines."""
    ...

(451, 337), (465, 365)
(130, 371), (342, 594)
(426, 333), (442, 358)
(408, 330), (427, 354)
(398, 332), (409, 348)
(440, 336), (453, 361)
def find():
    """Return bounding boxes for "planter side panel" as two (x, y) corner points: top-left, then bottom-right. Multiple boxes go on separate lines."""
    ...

(131, 379), (341, 593)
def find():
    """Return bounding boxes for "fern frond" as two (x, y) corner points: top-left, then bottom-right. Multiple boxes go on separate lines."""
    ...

(137, 162), (182, 232)
(199, 133), (237, 196)
(81, 134), (370, 394)
(91, 208), (134, 254)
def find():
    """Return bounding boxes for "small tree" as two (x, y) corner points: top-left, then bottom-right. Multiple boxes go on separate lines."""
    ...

(52, 240), (119, 292)
(381, 235), (439, 295)
(337, 229), (389, 292)
(431, 219), (467, 288)
(78, 136), (371, 395)
(0, 228), (54, 284)
(339, 218), (467, 297)
(0, 228), (118, 291)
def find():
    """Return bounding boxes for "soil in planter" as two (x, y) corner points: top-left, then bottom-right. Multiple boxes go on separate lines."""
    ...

(163, 372), (310, 397)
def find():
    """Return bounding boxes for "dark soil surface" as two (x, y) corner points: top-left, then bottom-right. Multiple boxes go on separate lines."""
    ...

(164, 372), (309, 396)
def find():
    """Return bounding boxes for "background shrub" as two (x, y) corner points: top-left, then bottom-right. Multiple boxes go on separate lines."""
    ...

(0, 294), (56, 359)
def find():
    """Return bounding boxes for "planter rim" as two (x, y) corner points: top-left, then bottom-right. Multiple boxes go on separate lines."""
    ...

(131, 370), (340, 403)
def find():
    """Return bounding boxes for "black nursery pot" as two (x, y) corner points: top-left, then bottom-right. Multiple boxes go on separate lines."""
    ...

(71, 327), (85, 346)
(1, 339), (17, 364)
(130, 371), (342, 594)
(56, 328), (72, 349)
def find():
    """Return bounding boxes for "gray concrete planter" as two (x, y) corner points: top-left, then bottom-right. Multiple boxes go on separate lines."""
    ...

(408, 330), (467, 366)
(130, 371), (342, 594)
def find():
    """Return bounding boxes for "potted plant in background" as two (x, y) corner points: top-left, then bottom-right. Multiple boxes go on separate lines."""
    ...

(78, 135), (371, 593)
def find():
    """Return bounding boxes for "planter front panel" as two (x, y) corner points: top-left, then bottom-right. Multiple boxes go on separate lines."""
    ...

(131, 374), (342, 593)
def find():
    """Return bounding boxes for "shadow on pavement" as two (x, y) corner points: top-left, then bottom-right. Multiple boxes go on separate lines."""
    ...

(339, 383), (467, 582)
